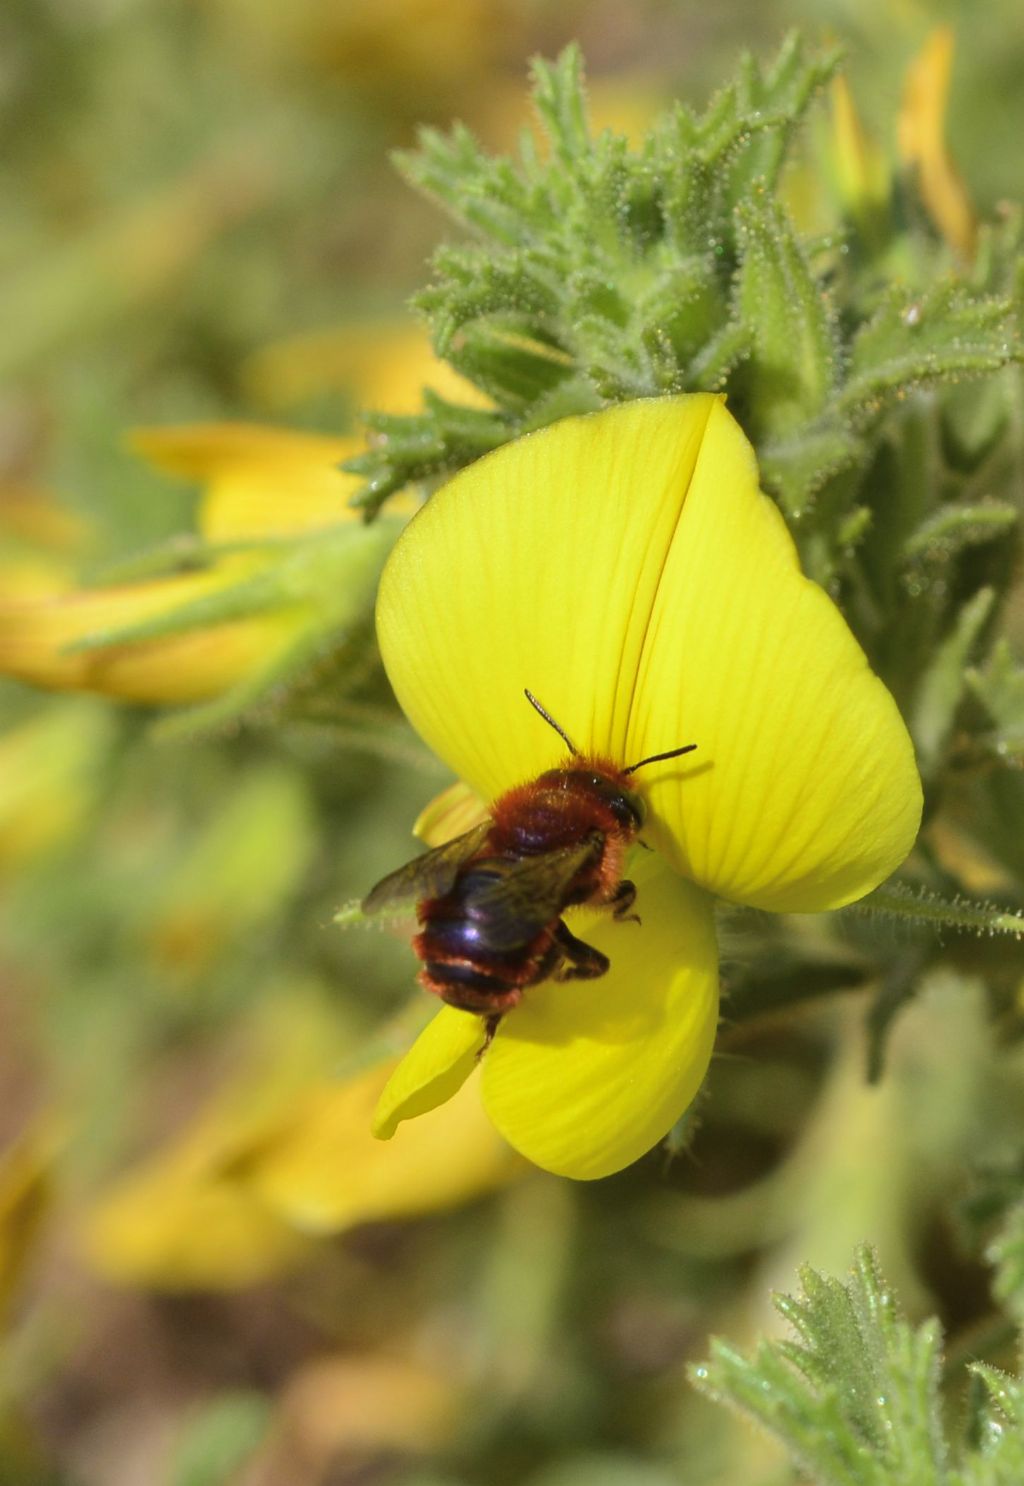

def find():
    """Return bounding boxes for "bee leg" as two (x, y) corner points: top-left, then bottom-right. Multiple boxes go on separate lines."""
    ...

(552, 921), (609, 981)
(479, 1013), (503, 1056)
(609, 879), (640, 925)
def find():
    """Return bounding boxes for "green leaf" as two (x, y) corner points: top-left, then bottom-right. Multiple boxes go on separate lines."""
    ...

(911, 586), (996, 778)
(840, 286), (1020, 425)
(989, 1204), (1024, 1326)
(731, 194), (840, 439)
(903, 502), (1018, 561)
(759, 417), (866, 519)
(691, 1246), (1024, 1486)
(530, 44), (591, 168)
(966, 638), (1024, 762)
(167, 1392), (270, 1486)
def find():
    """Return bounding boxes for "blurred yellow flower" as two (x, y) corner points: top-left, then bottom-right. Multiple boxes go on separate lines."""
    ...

(129, 422), (364, 541)
(244, 1059), (520, 1233)
(369, 396), (923, 1179)
(0, 482), (91, 601)
(0, 424), (393, 712)
(0, 562), (299, 703)
(211, 0), (519, 97)
(242, 321), (492, 416)
(828, 75), (890, 238)
(82, 993), (518, 1290)
(899, 27), (976, 260)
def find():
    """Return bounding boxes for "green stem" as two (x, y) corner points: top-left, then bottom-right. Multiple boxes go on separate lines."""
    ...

(842, 882), (1024, 938)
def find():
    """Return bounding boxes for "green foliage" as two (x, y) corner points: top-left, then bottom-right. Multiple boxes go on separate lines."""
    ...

(991, 1203), (1024, 1325)
(967, 638), (1024, 763)
(167, 1392), (271, 1486)
(693, 1246), (1024, 1485)
(350, 37), (1021, 529)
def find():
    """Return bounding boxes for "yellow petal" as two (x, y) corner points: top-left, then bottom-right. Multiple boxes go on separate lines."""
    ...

(413, 779), (489, 846)
(828, 76), (890, 229)
(372, 1008), (486, 1139)
(377, 396), (921, 913)
(378, 395), (716, 796)
(481, 855), (718, 1180)
(130, 423), (364, 542)
(250, 1062), (520, 1232)
(0, 569), (300, 703)
(82, 1168), (310, 1290)
(80, 989), (345, 1289)
(242, 323), (492, 417)
(898, 27), (976, 260)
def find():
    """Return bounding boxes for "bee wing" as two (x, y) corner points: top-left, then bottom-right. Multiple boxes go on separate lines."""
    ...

(463, 837), (603, 952)
(361, 821), (491, 917)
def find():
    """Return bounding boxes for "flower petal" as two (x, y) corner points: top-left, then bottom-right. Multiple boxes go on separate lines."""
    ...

(898, 28), (976, 261)
(627, 400), (921, 910)
(251, 1062), (521, 1232)
(372, 1006), (487, 1138)
(0, 570), (299, 703)
(481, 855), (718, 1180)
(131, 423), (363, 542)
(377, 395), (717, 797)
(413, 779), (489, 846)
(377, 396), (921, 913)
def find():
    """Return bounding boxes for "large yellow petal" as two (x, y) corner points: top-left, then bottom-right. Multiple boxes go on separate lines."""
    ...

(627, 399), (921, 910)
(377, 396), (921, 912)
(480, 855), (718, 1180)
(377, 395), (716, 797)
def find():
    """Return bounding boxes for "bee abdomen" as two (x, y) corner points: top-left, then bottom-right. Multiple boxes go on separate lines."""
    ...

(419, 936), (565, 1014)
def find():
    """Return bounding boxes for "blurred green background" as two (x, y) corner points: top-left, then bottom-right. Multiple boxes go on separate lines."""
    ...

(2, 2), (1023, 1483)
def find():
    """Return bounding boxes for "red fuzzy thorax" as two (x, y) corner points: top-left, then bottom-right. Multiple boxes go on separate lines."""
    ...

(486, 754), (641, 907)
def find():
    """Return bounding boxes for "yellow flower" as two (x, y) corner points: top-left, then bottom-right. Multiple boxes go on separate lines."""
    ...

(242, 322), (492, 417)
(244, 1058), (520, 1232)
(369, 396), (923, 1179)
(129, 422), (364, 540)
(82, 994), (517, 1289)
(827, 75), (890, 239)
(211, 0), (514, 95)
(0, 424), (392, 709)
(898, 27), (976, 261)
(0, 562), (297, 703)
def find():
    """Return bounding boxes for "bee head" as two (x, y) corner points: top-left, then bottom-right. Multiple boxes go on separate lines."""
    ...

(535, 767), (645, 831)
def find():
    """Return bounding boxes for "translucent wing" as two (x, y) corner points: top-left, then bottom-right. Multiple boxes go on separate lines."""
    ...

(361, 821), (491, 917)
(455, 836), (603, 952)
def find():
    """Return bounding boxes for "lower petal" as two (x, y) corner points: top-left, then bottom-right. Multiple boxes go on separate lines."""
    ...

(372, 1005), (487, 1138)
(481, 857), (718, 1180)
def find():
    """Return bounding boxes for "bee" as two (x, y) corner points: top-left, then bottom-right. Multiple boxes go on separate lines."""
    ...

(362, 690), (696, 1041)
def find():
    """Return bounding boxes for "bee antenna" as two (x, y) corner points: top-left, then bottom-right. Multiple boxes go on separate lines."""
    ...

(623, 743), (697, 776)
(524, 689), (578, 756)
